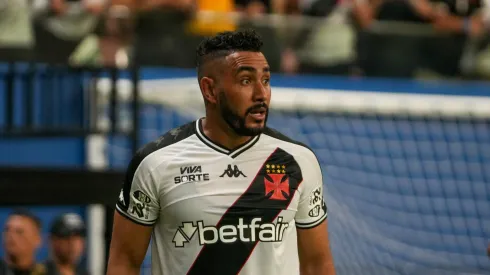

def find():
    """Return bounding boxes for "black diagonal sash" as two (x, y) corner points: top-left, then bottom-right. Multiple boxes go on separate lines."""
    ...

(187, 148), (303, 275)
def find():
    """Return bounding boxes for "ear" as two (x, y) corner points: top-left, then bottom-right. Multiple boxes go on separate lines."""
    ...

(200, 76), (218, 105)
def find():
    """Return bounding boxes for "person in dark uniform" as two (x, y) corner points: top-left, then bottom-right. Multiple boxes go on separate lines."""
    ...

(44, 214), (89, 275)
(0, 209), (46, 275)
(411, 0), (490, 77)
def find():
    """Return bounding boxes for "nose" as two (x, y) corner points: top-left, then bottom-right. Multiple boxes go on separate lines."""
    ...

(252, 81), (268, 102)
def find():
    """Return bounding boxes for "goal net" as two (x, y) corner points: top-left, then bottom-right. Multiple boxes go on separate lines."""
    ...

(93, 69), (490, 275)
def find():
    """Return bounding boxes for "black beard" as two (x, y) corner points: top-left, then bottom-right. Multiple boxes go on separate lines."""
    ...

(218, 92), (268, 137)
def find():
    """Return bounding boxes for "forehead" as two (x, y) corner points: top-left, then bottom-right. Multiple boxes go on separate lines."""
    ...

(6, 216), (36, 230)
(225, 51), (269, 72)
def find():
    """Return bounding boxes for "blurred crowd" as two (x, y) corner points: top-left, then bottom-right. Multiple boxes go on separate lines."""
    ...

(0, 210), (88, 275)
(1, 0), (490, 80)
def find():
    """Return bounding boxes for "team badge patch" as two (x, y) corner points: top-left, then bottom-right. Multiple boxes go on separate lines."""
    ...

(130, 190), (152, 220)
(264, 164), (290, 200)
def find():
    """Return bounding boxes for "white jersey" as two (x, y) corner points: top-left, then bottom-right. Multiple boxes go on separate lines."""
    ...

(116, 119), (328, 275)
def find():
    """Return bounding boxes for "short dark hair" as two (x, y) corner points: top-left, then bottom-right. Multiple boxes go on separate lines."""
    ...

(8, 208), (42, 231)
(196, 29), (264, 79)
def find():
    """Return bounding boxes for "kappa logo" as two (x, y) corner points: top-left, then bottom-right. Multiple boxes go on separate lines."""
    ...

(118, 189), (125, 207)
(220, 165), (246, 178)
(264, 164), (290, 200)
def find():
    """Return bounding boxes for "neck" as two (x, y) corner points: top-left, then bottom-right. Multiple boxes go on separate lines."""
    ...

(202, 114), (252, 150)
(5, 254), (34, 270)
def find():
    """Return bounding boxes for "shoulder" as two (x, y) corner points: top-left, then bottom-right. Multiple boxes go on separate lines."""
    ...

(262, 127), (321, 172)
(128, 120), (196, 171)
(263, 127), (316, 158)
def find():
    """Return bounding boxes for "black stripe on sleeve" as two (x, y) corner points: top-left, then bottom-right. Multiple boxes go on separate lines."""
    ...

(116, 122), (196, 213)
(296, 213), (327, 229)
(115, 205), (157, 226)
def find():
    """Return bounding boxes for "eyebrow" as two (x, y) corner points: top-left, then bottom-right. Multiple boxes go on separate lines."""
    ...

(236, 66), (270, 75)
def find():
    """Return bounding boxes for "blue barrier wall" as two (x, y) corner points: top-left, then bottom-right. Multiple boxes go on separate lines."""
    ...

(0, 63), (88, 262)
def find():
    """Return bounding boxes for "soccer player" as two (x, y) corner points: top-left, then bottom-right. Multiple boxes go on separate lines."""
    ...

(107, 29), (335, 275)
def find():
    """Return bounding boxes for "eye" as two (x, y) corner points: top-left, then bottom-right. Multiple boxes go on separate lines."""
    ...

(241, 79), (251, 85)
(262, 78), (270, 85)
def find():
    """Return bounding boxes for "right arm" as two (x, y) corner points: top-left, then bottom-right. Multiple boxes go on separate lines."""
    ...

(106, 149), (161, 275)
(106, 212), (154, 275)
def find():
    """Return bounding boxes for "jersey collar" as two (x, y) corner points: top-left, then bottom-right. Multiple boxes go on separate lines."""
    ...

(195, 119), (260, 158)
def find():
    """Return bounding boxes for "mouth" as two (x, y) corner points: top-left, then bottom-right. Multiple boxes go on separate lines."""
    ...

(248, 107), (267, 121)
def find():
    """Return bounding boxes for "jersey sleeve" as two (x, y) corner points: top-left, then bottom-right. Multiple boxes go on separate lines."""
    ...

(116, 151), (160, 226)
(295, 151), (328, 229)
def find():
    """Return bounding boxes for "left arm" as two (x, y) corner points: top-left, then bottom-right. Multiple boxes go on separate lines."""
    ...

(295, 151), (335, 275)
(297, 220), (335, 275)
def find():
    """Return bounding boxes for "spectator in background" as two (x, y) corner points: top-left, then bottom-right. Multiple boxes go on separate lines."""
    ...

(44, 213), (88, 275)
(0, 209), (45, 275)
(410, 0), (489, 36)
(31, 0), (107, 64)
(409, 0), (490, 78)
(359, 0), (427, 78)
(282, 0), (380, 76)
(69, 3), (134, 67)
(112, 0), (196, 67)
(234, 0), (290, 72)
(97, 5), (133, 67)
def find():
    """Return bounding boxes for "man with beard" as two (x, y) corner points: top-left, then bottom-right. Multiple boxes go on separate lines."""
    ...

(107, 29), (335, 275)
(0, 209), (45, 275)
(44, 213), (88, 275)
